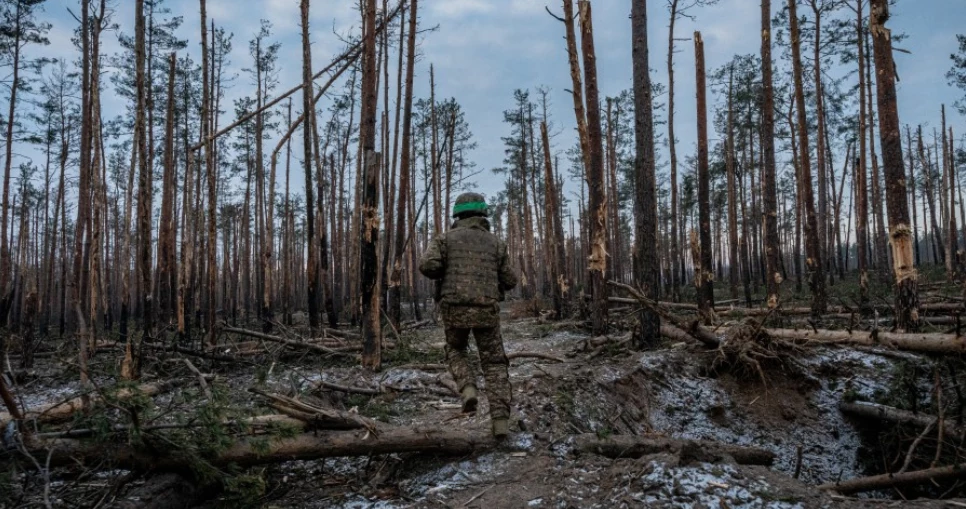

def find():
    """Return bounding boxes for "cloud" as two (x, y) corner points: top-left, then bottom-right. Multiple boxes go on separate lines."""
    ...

(431, 0), (494, 18)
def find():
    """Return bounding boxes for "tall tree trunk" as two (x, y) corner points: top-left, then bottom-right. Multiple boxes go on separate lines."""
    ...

(943, 106), (960, 278)
(301, 0), (320, 331)
(577, 0), (608, 335)
(856, 0), (870, 310)
(811, 0), (829, 286)
(631, 0), (660, 346)
(907, 126), (920, 267)
(200, 0), (217, 345)
(389, 0), (415, 328)
(869, 0), (918, 330)
(562, 0), (590, 174)
(726, 66), (739, 300)
(761, 0), (782, 310)
(157, 53), (177, 324)
(919, 126), (944, 266)
(360, 0), (382, 370)
(788, 0), (826, 315)
(0, 0), (23, 313)
(867, 31), (889, 278)
(666, 0), (681, 301)
(694, 31), (714, 322)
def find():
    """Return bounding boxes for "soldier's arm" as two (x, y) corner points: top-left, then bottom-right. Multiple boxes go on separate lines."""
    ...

(497, 240), (518, 291)
(418, 235), (446, 280)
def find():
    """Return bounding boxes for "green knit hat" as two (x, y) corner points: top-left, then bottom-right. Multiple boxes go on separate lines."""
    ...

(452, 192), (489, 218)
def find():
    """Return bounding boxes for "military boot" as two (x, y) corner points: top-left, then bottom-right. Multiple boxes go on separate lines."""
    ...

(461, 385), (478, 414)
(491, 417), (509, 439)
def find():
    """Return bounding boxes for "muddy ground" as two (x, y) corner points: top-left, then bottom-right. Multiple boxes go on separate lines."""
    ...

(3, 310), (966, 508)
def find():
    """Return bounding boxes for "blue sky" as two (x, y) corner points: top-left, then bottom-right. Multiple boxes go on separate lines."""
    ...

(28, 0), (966, 206)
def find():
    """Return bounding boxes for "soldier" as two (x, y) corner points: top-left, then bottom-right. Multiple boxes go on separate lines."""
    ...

(419, 192), (518, 438)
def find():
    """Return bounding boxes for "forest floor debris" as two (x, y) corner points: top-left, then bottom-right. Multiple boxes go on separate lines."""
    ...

(3, 313), (966, 507)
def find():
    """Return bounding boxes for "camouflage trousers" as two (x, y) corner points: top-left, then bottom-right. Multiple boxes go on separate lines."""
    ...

(441, 305), (511, 420)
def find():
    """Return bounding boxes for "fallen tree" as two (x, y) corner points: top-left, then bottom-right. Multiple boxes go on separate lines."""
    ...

(21, 428), (496, 471)
(0, 380), (188, 428)
(760, 328), (966, 354)
(574, 433), (775, 466)
(817, 463), (966, 494)
(839, 401), (965, 441)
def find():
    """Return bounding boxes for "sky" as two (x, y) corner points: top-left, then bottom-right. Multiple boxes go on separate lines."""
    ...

(25, 0), (966, 208)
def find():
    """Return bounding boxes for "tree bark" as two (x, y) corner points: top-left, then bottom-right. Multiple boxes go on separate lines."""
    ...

(870, 0), (919, 330)
(389, 0), (416, 328)
(761, 0), (782, 310)
(694, 32), (714, 322)
(788, 0), (825, 315)
(301, 0), (320, 331)
(630, 0), (660, 347)
(360, 0), (382, 370)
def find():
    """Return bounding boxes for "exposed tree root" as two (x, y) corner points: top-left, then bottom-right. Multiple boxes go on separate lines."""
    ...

(710, 319), (808, 385)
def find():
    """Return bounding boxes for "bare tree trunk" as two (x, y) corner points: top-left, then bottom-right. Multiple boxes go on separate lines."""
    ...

(943, 106), (961, 278)
(71, 0), (93, 394)
(788, 0), (825, 315)
(866, 31), (888, 278)
(301, 0), (320, 331)
(389, 0), (415, 328)
(869, 0), (919, 330)
(761, 0), (782, 310)
(907, 126), (920, 267)
(561, 0), (590, 173)
(135, 0), (153, 366)
(666, 0), (681, 301)
(631, 0), (660, 346)
(919, 126), (944, 266)
(199, 0), (216, 345)
(693, 32), (714, 322)
(157, 53), (177, 324)
(810, 0), (828, 286)
(577, 0), (608, 335)
(855, 0), (870, 309)
(360, 0), (382, 370)
(726, 66), (739, 300)
(0, 0), (23, 312)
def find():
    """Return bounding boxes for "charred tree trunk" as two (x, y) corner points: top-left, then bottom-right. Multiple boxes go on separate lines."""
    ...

(870, 0), (918, 330)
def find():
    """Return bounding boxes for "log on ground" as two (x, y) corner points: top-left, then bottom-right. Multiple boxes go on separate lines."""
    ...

(574, 434), (775, 466)
(760, 328), (966, 354)
(818, 463), (966, 494)
(25, 428), (496, 471)
(839, 401), (965, 440)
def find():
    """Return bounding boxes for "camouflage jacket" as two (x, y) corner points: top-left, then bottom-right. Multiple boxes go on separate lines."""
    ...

(418, 216), (518, 307)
